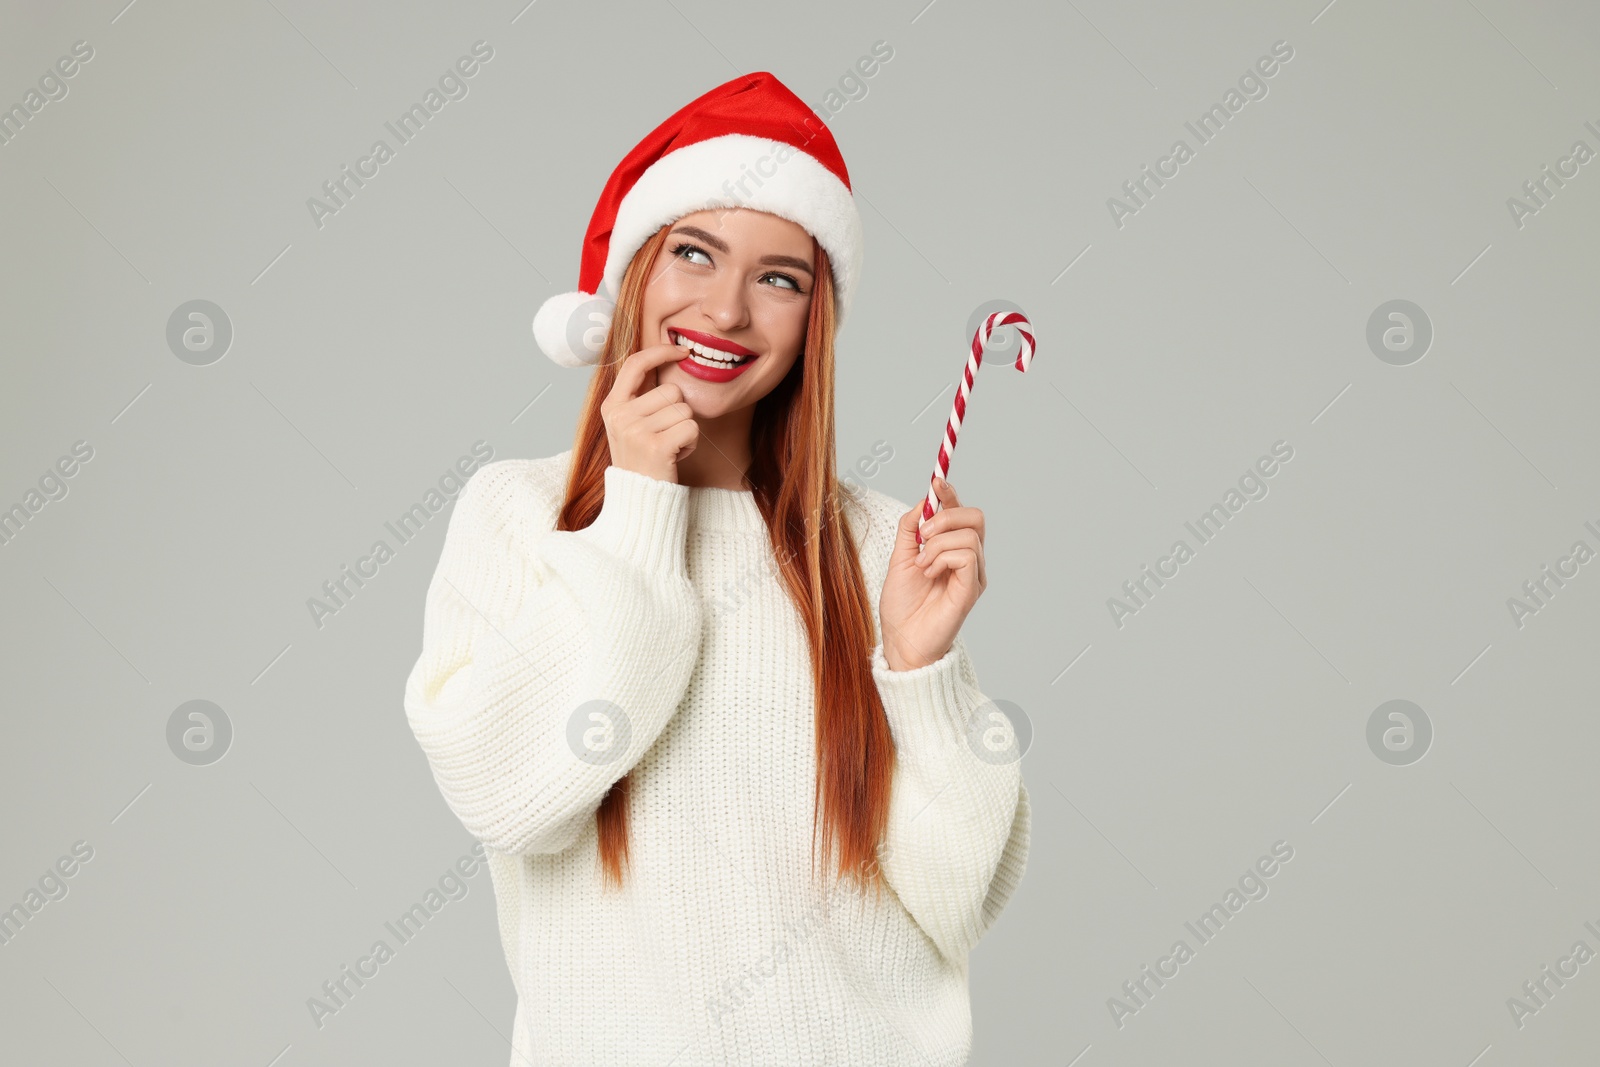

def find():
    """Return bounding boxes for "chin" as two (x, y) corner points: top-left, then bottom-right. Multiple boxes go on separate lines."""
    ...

(677, 387), (730, 419)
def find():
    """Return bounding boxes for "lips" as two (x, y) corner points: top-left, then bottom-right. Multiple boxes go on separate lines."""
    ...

(665, 334), (758, 388)
(670, 327), (758, 358)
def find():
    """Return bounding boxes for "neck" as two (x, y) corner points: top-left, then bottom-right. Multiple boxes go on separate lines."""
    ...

(675, 404), (756, 489)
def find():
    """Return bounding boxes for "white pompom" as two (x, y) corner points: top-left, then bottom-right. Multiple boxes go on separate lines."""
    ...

(532, 290), (615, 368)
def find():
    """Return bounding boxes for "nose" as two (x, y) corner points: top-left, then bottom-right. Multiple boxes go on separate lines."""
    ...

(699, 267), (750, 333)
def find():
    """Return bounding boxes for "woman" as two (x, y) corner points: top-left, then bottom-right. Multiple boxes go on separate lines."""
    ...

(405, 71), (1029, 1065)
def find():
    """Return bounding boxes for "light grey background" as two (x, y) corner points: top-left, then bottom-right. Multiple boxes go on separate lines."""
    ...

(3, 0), (1597, 1064)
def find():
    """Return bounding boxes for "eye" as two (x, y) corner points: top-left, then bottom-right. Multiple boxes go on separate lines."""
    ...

(762, 272), (803, 292)
(670, 242), (712, 266)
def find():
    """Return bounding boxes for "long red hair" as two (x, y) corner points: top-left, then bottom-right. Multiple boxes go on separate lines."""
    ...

(557, 222), (895, 899)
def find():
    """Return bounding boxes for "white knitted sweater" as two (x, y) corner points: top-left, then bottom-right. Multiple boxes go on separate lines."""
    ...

(404, 450), (1030, 1065)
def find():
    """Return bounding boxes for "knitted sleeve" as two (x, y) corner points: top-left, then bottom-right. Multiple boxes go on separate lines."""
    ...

(870, 635), (1030, 968)
(841, 475), (1030, 970)
(404, 461), (702, 856)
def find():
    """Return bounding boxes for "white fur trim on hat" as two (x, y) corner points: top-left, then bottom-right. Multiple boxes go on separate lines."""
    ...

(532, 290), (616, 367)
(604, 133), (864, 328)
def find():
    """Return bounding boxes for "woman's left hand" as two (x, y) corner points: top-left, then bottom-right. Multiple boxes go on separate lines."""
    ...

(879, 478), (987, 671)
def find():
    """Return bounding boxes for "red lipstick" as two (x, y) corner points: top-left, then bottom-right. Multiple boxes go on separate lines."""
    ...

(668, 328), (760, 383)
(672, 328), (757, 357)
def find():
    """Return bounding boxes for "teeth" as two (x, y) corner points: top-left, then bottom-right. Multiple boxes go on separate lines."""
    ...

(671, 330), (749, 367)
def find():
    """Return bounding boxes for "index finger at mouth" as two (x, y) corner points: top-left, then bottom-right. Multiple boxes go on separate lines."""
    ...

(615, 343), (683, 402)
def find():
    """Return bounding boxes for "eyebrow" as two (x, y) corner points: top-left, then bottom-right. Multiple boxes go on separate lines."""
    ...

(669, 225), (815, 277)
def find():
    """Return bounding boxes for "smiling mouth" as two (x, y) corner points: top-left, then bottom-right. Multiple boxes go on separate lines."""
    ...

(669, 329), (757, 369)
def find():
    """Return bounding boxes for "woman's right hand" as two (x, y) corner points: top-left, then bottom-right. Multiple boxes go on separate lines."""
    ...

(600, 342), (698, 484)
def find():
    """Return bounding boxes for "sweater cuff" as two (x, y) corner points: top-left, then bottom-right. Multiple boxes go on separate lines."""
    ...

(575, 465), (692, 577)
(871, 641), (973, 756)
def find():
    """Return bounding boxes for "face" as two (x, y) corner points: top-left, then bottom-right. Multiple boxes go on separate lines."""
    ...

(638, 208), (816, 419)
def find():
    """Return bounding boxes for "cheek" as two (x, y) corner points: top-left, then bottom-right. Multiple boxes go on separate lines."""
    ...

(757, 341), (803, 384)
(648, 263), (699, 304)
(639, 265), (692, 326)
(763, 304), (809, 357)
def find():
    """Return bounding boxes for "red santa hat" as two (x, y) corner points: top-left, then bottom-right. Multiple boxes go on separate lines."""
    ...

(532, 71), (865, 367)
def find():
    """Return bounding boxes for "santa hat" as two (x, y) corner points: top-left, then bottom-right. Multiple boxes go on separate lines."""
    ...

(532, 71), (865, 367)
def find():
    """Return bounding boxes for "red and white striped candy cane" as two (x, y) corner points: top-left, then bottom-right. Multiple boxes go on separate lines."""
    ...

(916, 310), (1036, 547)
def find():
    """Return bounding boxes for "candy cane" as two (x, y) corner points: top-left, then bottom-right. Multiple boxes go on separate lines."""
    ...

(916, 310), (1036, 547)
